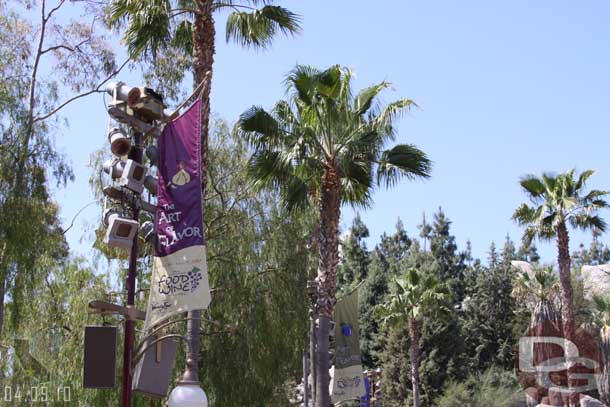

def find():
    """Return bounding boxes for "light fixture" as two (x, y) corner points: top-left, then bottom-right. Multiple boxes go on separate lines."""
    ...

(119, 159), (147, 194)
(145, 146), (158, 167)
(103, 208), (139, 249)
(106, 81), (134, 103)
(167, 384), (208, 407)
(108, 127), (131, 157)
(139, 221), (155, 244)
(103, 159), (125, 179)
(103, 159), (148, 195)
(143, 175), (158, 196)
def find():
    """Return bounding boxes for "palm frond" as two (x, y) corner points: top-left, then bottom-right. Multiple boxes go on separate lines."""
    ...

(376, 144), (432, 188)
(238, 106), (283, 148)
(286, 65), (319, 106)
(354, 81), (391, 116)
(225, 5), (301, 48)
(519, 175), (545, 200)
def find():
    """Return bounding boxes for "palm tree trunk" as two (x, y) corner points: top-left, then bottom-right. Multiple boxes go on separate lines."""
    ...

(192, 0), (215, 193)
(556, 220), (576, 405)
(408, 318), (421, 407)
(315, 167), (341, 407)
(188, 0), (215, 384)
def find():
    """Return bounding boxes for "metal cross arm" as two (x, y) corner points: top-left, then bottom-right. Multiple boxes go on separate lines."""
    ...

(88, 300), (147, 321)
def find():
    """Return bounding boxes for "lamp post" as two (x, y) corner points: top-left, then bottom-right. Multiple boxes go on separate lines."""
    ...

(168, 310), (208, 407)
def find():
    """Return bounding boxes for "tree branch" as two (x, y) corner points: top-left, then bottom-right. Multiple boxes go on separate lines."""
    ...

(33, 58), (130, 123)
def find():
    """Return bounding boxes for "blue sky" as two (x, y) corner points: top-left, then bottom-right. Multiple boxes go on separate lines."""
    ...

(53, 0), (610, 264)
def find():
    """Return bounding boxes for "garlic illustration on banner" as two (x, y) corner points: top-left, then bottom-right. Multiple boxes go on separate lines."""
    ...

(169, 162), (191, 188)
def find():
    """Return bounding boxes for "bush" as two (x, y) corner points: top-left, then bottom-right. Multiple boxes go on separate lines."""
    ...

(436, 366), (527, 407)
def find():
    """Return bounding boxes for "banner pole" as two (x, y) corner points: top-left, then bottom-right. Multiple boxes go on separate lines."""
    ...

(120, 131), (143, 407)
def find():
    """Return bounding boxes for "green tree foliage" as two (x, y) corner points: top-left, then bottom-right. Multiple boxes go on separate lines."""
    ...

(0, 0), (118, 339)
(460, 240), (517, 372)
(377, 268), (449, 407)
(359, 220), (411, 368)
(436, 366), (526, 407)
(337, 215), (370, 290)
(1, 259), (118, 407)
(199, 121), (315, 405)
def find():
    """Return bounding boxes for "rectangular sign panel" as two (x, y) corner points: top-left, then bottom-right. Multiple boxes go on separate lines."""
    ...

(145, 99), (211, 330)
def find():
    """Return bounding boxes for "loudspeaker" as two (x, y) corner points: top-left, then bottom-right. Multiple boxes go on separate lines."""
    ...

(132, 336), (179, 398)
(83, 326), (117, 388)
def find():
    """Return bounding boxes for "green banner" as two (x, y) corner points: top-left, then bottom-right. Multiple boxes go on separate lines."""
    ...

(332, 289), (364, 403)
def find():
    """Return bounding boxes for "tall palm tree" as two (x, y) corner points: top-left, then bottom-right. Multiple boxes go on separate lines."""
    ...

(513, 170), (608, 342)
(513, 170), (608, 405)
(238, 65), (432, 406)
(376, 268), (449, 407)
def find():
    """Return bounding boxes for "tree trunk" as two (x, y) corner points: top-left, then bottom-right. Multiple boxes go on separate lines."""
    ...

(315, 167), (341, 407)
(188, 0), (215, 382)
(556, 220), (576, 405)
(408, 318), (421, 407)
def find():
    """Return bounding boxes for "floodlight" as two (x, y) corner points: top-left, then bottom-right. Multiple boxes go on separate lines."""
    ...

(103, 209), (139, 249)
(108, 127), (131, 157)
(103, 159), (125, 179)
(145, 146), (158, 166)
(125, 87), (166, 122)
(139, 221), (155, 243)
(119, 160), (147, 194)
(106, 81), (134, 102)
(144, 175), (158, 196)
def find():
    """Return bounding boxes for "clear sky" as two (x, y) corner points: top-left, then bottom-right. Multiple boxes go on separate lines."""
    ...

(53, 0), (610, 264)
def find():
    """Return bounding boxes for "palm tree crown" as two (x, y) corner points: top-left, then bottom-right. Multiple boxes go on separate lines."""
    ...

(377, 268), (449, 325)
(512, 169), (609, 242)
(109, 0), (301, 57)
(238, 64), (432, 211)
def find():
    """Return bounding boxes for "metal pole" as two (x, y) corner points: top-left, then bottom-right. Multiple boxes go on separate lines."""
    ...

(120, 131), (142, 407)
(177, 309), (201, 385)
(303, 349), (309, 406)
(310, 311), (317, 405)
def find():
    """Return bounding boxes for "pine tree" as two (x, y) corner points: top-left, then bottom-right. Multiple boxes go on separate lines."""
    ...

(337, 214), (370, 290)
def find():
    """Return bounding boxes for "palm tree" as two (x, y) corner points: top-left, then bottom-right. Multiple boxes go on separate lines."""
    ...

(511, 262), (561, 327)
(590, 295), (610, 405)
(238, 65), (432, 406)
(513, 170), (608, 342)
(376, 268), (449, 407)
(513, 170), (608, 405)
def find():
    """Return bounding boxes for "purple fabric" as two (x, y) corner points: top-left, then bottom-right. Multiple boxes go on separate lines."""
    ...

(360, 377), (370, 407)
(155, 100), (205, 257)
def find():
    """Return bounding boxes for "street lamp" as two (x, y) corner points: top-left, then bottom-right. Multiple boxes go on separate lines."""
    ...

(167, 383), (208, 407)
(168, 356), (208, 407)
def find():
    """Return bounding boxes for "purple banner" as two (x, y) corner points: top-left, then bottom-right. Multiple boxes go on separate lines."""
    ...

(155, 99), (205, 256)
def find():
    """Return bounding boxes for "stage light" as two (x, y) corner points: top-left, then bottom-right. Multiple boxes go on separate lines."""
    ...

(106, 81), (134, 102)
(144, 175), (158, 196)
(108, 127), (131, 157)
(139, 221), (155, 244)
(103, 159), (125, 179)
(119, 160), (147, 194)
(103, 209), (139, 249)
(145, 146), (158, 166)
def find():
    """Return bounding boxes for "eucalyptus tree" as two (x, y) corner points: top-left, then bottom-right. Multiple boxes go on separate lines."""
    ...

(238, 64), (432, 406)
(376, 268), (449, 407)
(512, 169), (608, 344)
(0, 0), (121, 339)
